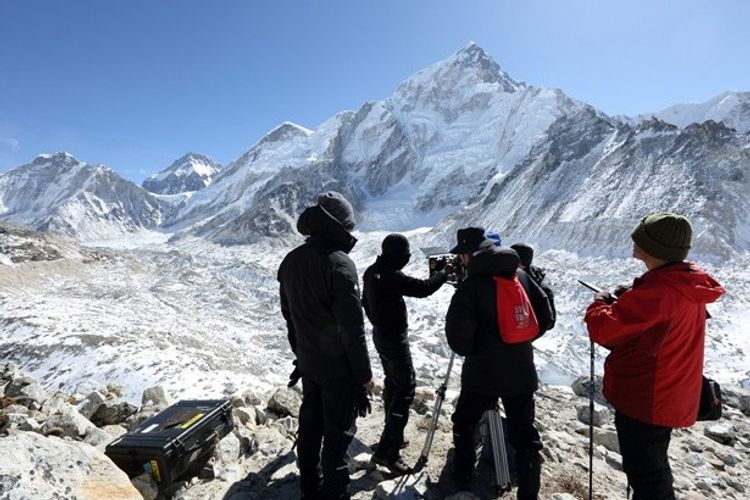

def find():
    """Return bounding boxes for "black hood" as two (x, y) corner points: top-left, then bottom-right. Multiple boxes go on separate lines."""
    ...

(467, 247), (520, 278)
(297, 205), (357, 253)
(376, 253), (410, 271)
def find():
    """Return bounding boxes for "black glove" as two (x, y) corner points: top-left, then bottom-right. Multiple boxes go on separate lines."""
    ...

(287, 360), (301, 387)
(435, 257), (448, 272)
(353, 384), (372, 417)
(613, 284), (631, 297)
(595, 291), (615, 305)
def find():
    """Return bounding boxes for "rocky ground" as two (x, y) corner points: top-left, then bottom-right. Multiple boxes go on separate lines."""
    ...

(1, 362), (749, 500)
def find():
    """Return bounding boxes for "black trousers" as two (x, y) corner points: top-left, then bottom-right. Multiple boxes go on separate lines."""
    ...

(452, 390), (542, 500)
(297, 377), (357, 500)
(615, 411), (675, 500)
(372, 328), (416, 460)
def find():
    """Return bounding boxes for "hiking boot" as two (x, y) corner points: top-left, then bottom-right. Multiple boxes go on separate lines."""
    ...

(372, 453), (412, 476)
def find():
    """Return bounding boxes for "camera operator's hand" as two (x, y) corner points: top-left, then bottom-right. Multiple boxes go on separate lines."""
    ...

(594, 291), (615, 305)
(613, 284), (631, 297)
(353, 383), (372, 417)
(287, 360), (301, 387)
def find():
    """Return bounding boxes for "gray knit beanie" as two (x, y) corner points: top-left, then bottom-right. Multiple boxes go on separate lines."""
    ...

(631, 212), (692, 262)
(317, 191), (355, 231)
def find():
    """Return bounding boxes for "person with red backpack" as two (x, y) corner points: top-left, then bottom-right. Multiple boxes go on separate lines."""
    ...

(445, 227), (554, 498)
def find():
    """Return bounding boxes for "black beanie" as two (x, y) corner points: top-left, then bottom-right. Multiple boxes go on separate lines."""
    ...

(317, 191), (355, 231)
(382, 233), (410, 256)
(631, 212), (692, 262)
(510, 243), (534, 268)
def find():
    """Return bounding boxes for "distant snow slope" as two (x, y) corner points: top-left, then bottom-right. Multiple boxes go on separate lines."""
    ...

(2, 232), (748, 403)
(648, 90), (750, 133)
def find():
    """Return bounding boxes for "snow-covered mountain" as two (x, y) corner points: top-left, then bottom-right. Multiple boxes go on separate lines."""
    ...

(0, 152), (163, 240)
(648, 90), (750, 133)
(166, 43), (589, 244)
(142, 152), (222, 195)
(1, 44), (748, 260)
(430, 113), (750, 261)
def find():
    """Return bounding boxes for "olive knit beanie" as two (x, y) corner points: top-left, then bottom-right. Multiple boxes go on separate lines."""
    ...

(631, 212), (692, 262)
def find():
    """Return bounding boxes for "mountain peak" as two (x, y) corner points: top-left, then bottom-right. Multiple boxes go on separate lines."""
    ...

(392, 43), (523, 111)
(143, 153), (222, 195)
(260, 121), (312, 145)
(32, 152), (80, 167)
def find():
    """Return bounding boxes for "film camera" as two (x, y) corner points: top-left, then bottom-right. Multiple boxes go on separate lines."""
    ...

(428, 254), (466, 284)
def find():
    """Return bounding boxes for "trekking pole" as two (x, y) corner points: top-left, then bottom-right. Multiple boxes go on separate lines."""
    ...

(589, 339), (595, 500)
(413, 352), (455, 472)
(578, 280), (602, 500)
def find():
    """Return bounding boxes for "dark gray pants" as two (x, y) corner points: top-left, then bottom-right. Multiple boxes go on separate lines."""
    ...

(615, 411), (675, 500)
(372, 328), (416, 461)
(297, 377), (357, 500)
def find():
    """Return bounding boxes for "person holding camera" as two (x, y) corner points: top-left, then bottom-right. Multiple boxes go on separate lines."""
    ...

(445, 227), (553, 498)
(585, 213), (724, 500)
(362, 233), (449, 475)
(277, 191), (374, 500)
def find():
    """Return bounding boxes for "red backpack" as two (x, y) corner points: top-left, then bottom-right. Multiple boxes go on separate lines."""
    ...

(494, 276), (539, 344)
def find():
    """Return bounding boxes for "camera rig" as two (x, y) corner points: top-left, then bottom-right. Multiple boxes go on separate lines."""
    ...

(427, 253), (466, 284)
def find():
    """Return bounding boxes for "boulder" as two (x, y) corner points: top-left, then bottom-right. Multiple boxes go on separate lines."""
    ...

(41, 405), (97, 438)
(5, 380), (49, 408)
(593, 429), (620, 453)
(412, 387), (436, 415)
(266, 387), (301, 418)
(77, 391), (107, 419)
(705, 422), (736, 446)
(375, 472), (430, 499)
(74, 379), (108, 398)
(576, 403), (611, 427)
(141, 385), (173, 410)
(90, 400), (138, 426)
(0, 432), (141, 499)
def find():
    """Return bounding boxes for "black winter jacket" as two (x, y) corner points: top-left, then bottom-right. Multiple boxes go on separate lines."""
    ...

(277, 205), (372, 384)
(446, 248), (554, 395)
(362, 255), (447, 336)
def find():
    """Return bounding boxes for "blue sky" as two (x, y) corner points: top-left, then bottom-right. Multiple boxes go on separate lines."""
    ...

(1, 1), (748, 183)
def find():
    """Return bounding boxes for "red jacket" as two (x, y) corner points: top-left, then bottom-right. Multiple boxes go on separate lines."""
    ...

(585, 262), (724, 428)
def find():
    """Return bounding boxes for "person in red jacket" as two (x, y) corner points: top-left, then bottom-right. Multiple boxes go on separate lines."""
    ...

(585, 213), (725, 500)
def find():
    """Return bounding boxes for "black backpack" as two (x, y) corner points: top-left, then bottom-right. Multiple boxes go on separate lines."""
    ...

(697, 376), (722, 421)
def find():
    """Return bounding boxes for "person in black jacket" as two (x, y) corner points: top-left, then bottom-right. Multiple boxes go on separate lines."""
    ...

(278, 191), (374, 500)
(446, 227), (553, 499)
(362, 233), (448, 474)
(510, 243), (556, 330)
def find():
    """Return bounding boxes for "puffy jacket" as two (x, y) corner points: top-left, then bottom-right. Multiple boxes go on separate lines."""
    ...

(362, 255), (447, 335)
(277, 205), (372, 384)
(585, 261), (724, 427)
(445, 247), (554, 395)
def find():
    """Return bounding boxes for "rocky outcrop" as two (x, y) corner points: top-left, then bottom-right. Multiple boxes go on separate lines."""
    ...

(3, 362), (749, 499)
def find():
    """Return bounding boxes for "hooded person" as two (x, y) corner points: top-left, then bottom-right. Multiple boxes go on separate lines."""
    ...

(362, 233), (449, 474)
(277, 191), (374, 500)
(585, 212), (725, 500)
(445, 227), (554, 498)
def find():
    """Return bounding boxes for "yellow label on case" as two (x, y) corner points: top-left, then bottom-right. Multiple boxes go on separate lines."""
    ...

(180, 412), (205, 429)
(150, 459), (161, 482)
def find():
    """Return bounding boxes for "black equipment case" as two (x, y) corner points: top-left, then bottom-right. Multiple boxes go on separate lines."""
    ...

(105, 399), (233, 484)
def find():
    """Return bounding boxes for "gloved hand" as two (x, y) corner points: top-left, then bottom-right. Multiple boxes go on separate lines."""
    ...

(613, 284), (631, 297)
(353, 383), (372, 417)
(595, 291), (615, 305)
(287, 360), (301, 387)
